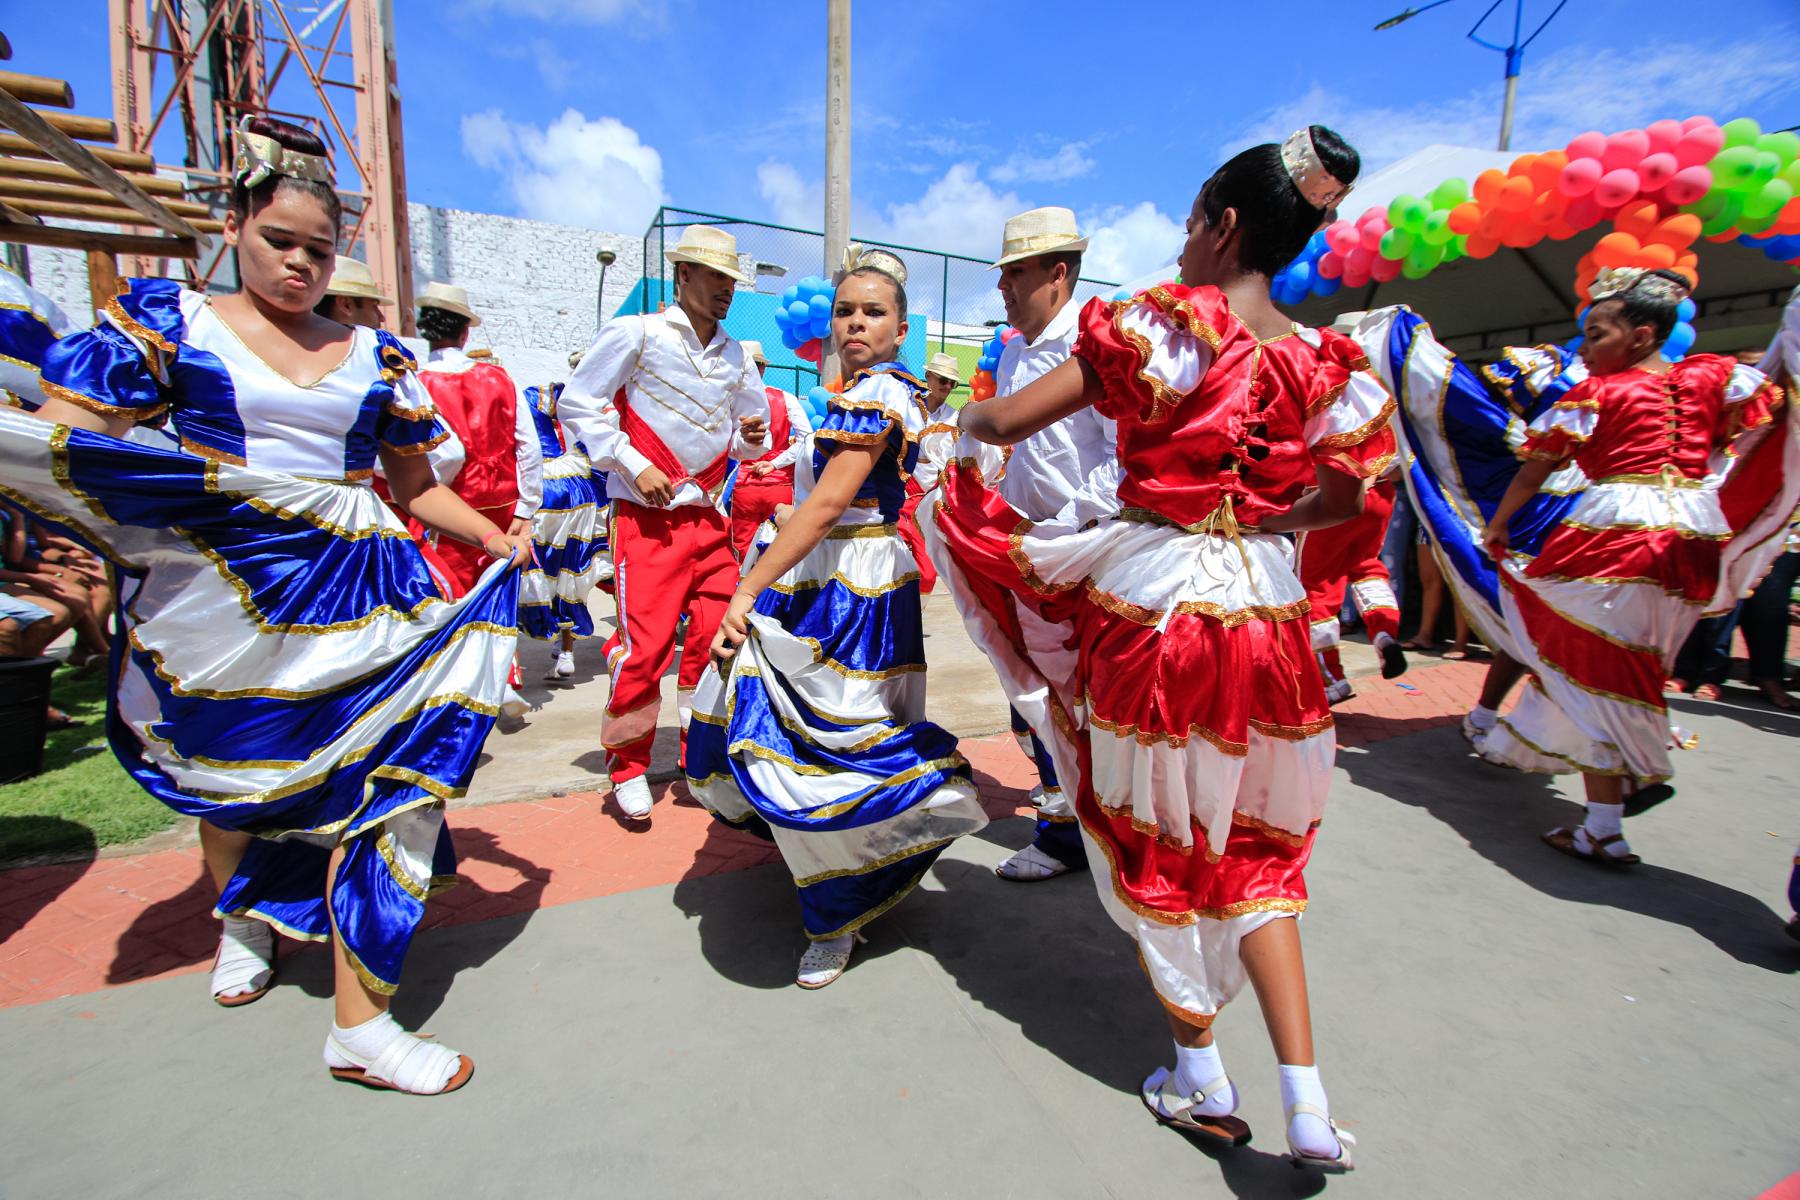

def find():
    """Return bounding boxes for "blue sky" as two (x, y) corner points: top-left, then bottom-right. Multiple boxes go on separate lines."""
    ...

(17, 1), (1800, 282)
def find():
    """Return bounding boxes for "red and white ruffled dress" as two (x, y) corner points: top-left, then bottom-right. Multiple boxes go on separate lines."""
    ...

(1482, 356), (1794, 783)
(923, 285), (1395, 1024)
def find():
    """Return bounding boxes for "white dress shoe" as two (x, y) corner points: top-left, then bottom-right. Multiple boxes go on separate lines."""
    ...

(613, 775), (653, 820)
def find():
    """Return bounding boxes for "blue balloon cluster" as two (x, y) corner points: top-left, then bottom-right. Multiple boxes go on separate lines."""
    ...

(1270, 232), (1341, 307)
(1663, 296), (1699, 361)
(977, 325), (1014, 373)
(803, 384), (834, 425)
(774, 276), (834, 350)
(1737, 231), (1800, 265)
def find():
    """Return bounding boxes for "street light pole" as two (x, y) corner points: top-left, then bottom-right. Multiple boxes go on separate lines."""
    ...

(1374, 0), (1567, 153)
(595, 247), (616, 334)
(823, 0), (850, 383)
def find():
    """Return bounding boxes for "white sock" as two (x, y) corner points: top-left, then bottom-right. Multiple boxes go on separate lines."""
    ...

(1279, 1063), (1340, 1159)
(329, 1011), (457, 1091)
(1172, 1041), (1236, 1115)
(1584, 801), (1624, 840)
(1468, 703), (1499, 731)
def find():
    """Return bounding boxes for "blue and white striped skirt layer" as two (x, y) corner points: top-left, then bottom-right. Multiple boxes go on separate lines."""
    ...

(0, 408), (518, 993)
(521, 450), (606, 639)
(1351, 307), (1586, 656)
(686, 522), (987, 940)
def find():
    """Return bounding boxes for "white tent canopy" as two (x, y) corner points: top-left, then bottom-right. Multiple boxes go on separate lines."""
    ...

(1117, 144), (1796, 358)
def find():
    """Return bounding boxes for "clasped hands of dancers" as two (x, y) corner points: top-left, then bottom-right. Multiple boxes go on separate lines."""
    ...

(1, 111), (1791, 1176)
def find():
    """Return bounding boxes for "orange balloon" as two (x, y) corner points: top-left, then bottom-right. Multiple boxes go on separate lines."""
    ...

(1672, 265), (1699, 286)
(1500, 221), (1542, 248)
(1775, 198), (1800, 235)
(1675, 251), (1699, 271)
(1530, 191), (1564, 226)
(1593, 231), (1642, 264)
(1547, 217), (1579, 240)
(1508, 152), (1539, 180)
(1498, 176), (1534, 212)
(1448, 201), (1483, 235)
(1473, 168), (1507, 207)
(1478, 207), (1506, 238)
(1465, 233), (1501, 259)
(1638, 243), (1678, 269)
(1614, 201), (1661, 241)
(1529, 149), (1568, 195)
(1646, 213), (1702, 250)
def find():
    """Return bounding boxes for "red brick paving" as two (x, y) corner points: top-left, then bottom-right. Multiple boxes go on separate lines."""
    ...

(0, 660), (1486, 1009)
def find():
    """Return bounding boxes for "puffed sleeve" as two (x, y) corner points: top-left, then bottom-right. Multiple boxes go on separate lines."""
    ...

(1071, 283), (1222, 425)
(815, 371), (911, 459)
(1304, 329), (1398, 479)
(38, 277), (186, 422)
(1717, 360), (1783, 447)
(1516, 376), (1600, 464)
(369, 332), (451, 457)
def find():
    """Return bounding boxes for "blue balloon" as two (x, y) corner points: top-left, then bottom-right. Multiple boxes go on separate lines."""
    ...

(1762, 235), (1800, 260)
(1676, 298), (1697, 322)
(808, 293), (833, 335)
(1311, 274), (1342, 298)
(780, 327), (803, 351)
(781, 285), (800, 308)
(806, 385), (833, 416)
(1563, 334), (1584, 355)
(1111, 287), (1134, 302)
(773, 306), (793, 332)
(1287, 263), (1313, 292)
(786, 300), (811, 325)
(1662, 321), (1697, 360)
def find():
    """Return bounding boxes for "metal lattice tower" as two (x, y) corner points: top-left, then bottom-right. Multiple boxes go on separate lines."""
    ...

(109, 0), (414, 330)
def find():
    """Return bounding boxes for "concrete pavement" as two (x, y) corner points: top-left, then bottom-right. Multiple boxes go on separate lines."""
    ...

(1, 596), (1796, 1196)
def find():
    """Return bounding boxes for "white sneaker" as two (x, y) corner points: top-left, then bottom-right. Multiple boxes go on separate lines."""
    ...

(612, 775), (653, 820)
(545, 651), (575, 680)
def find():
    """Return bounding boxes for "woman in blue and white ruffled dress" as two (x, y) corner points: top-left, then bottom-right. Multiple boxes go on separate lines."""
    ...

(0, 117), (531, 1094)
(518, 379), (607, 676)
(688, 251), (988, 989)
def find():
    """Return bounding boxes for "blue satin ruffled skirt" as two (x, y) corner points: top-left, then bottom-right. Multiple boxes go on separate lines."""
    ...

(520, 449), (606, 640)
(686, 522), (987, 939)
(0, 409), (518, 992)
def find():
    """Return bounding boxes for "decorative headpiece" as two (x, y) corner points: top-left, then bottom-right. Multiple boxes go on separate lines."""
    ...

(840, 243), (908, 287)
(231, 117), (334, 190)
(1591, 267), (1691, 305)
(1280, 128), (1351, 211)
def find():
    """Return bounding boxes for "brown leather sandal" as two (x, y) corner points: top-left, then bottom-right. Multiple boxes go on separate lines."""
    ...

(1542, 826), (1639, 866)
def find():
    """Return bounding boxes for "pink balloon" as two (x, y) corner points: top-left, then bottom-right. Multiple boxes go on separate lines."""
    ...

(1637, 152), (1677, 192)
(1559, 157), (1603, 197)
(1341, 267), (1370, 289)
(1663, 164), (1714, 206)
(1594, 168), (1641, 207)
(1345, 246), (1375, 276)
(1566, 130), (1607, 161)
(1359, 221), (1387, 252)
(1355, 205), (1385, 227)
(1000, 327), (1022, 342)
(1564, 194), (1603, 231)
(1370, 254), (1402, 283)
(1645, 119), (1683, 156)
(1675, 125), (1724, 168)
(1317, 251), (1345, 280)
(1681, 115), (1715, 133)
(1601, 130), (1650, 170)
(1325, 220), (1359, 255)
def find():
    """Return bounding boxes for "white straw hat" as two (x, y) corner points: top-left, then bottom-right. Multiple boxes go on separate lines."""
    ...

(925, 351), (960, 384)
(324, 255), (388, 302)
(416, 281), (481, 326)
(665, 224), (749, 283)
(991, 206), (1089, 269)
(742, 340), (767, 365)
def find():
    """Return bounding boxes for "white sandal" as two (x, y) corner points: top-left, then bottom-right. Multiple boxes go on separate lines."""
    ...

(211, 916), (276, 1008)
(995, 842), (1071, 882)
(796, 931), (865, 990)
(1139, 1066), (1252, 1146)
(324, 1015), (474, 1095)
(1285, 1102), (1356, 1172)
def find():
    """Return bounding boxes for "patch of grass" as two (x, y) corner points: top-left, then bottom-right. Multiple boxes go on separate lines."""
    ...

(0, 664), (179, 864)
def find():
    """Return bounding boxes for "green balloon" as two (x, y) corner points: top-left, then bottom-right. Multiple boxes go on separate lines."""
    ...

(1379, 228), (1414, 259)
(1711, 145), (1760, 191)
(1442, 236), (1467, 262)
(1737, 210), (1778, 236)
(1431, 178), (1470, 209)
(1744, 178), (1794, 221)
(1420, 210), (1454, 246)
(1388, 194), (1428, 233)
(1751, 151), (1781, 188)
(1721, 117), (1762, 149)
(1409, 240), (1445, 270)
(1401, 257), (1431, 280)
(1698, 193), (1743, 237)
(1684, 189), (1728, 219)
(1782, 160), (1800, 190)
(1758, 131), (1800, 166)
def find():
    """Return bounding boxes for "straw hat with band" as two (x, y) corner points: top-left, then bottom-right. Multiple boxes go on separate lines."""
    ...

(324, 255), (388, 302)
(416, 281), (482, 327)
(666, 225), (749, 284)
(991, 207), (1089, 269)
(741, 340), (767, 366)
(924, 351), (960, 384)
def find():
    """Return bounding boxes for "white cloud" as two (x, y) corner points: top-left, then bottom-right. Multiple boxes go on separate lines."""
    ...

(756, 161), (822, 229)
(460, 107), (666, 232)
(457, 0), (666, 26)
(1081, 202), (1184, 284)
(875, 164), (1025, 260)
(1228, 32), (1800, 175)
(991, 142), (1096, 185)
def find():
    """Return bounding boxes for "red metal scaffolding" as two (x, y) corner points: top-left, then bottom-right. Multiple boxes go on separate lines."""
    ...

(108, 0), (414, 331)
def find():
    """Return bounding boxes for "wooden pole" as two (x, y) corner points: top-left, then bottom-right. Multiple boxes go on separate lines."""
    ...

(0, 197), (223, 232)
(0, 158), (185, 195)
(0, 220), (197, 258)
(0, 71), (75, 108)
(86, 248), (120, 314)
(0, 132), (154, 172)
(822, 0), (850, 384)
(0, 179), (212, 217)
(0, 92), (196, 237)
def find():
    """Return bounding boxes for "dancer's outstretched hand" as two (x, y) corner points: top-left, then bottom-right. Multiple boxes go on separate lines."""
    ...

(710, 591), (755, 668)
(484, 530), (537, 569)
(1480, 521), (1508, 562)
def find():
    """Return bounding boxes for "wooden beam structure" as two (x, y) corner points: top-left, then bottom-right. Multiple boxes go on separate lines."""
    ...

(22, 110), (116, 143)
(0, 132), (154, 173)
(0, 88), (196, 239)
(0, 157), (185, 196)
(0, 71), (74, 108)
(0, 219), (196, 259)
(1, 197), (222, 231)
(0, 178), (213, 217)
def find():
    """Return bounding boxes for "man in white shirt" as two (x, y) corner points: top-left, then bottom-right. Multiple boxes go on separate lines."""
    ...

(901, 351), (964, 594)
(984, 207), (1121, 882)
(560, 226), (768, 820)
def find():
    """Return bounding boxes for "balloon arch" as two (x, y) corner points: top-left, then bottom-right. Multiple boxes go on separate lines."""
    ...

(1270, 115), (1800, 359)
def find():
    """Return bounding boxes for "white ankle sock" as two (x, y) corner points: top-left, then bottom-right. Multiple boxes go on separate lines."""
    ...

(328, 1011), (458, 1091)
(1279, 1063), (1340, 1158)
(1469, 703), (1499, 731)
(1584, 801), (1624, 840)
(1172, 1041), (1236, 1115)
